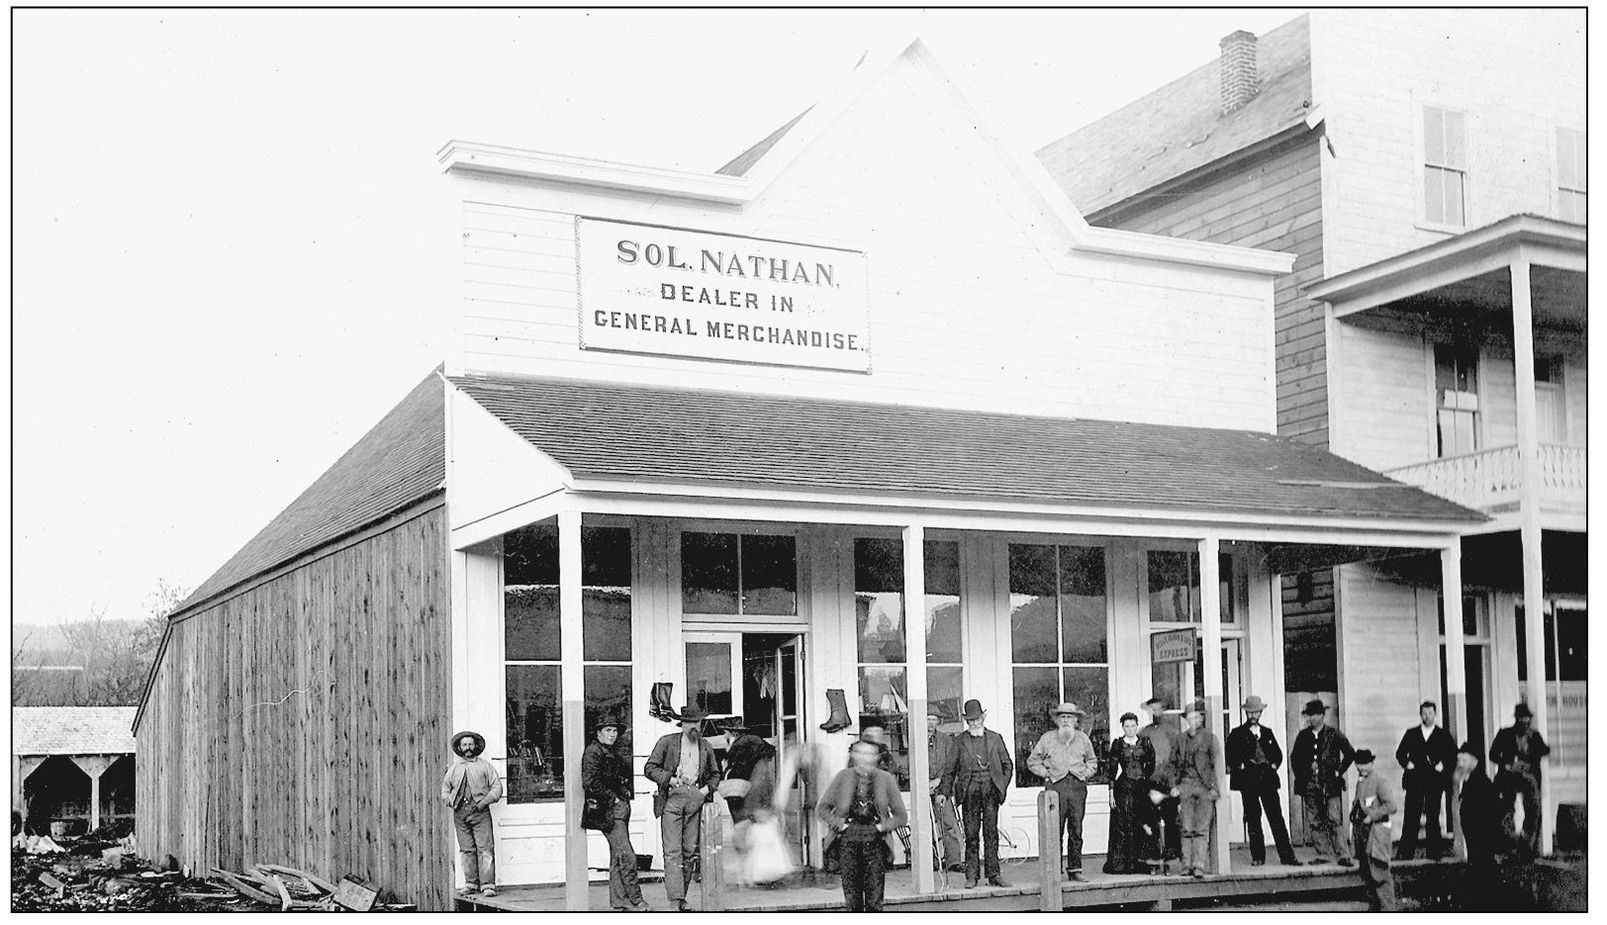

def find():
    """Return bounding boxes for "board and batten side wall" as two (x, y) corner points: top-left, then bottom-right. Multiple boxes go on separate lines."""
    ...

(134, 497), (454, 911)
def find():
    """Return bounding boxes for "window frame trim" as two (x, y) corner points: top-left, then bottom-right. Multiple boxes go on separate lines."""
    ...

(1416, 101), (1472, 233)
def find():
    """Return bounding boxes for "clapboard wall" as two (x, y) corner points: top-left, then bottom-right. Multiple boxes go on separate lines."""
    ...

(1088, 134), (1328, 447)
(134, 497), (453, 910)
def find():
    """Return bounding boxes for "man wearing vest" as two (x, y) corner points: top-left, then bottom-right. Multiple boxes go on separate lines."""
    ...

(938, 698), (1013, 889)
(1225, 694), (1298, 866)
(644, 705), (721, 912)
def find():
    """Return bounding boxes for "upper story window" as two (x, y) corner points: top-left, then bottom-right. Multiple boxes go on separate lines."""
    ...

(1557, 128), (1586, 224)
(1434, 344), (1480, 457)
(1423, 106), (1468, 227)
(1535, 356), (1567, 443)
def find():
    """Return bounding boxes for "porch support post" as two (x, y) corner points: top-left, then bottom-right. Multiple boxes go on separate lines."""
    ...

(1440, 543), (1468, 860)
(902, 524), (935, 893)
(1511, 258), (1552, 855)
(1198, 535), (1230, 874)
(559, 508), (589, 910)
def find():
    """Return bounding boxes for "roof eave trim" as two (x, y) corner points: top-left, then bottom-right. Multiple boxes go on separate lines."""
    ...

(1307, 214), (1588, 307)
(563, 474), (1485, 532)
(1077, 226), (1295, 276)
(439, 140), (755, 205)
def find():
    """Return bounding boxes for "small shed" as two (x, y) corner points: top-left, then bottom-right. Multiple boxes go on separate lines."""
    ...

(13, 706), (137, 836)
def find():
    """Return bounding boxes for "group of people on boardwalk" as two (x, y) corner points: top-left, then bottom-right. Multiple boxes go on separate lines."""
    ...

(439, 690), (1550, 912)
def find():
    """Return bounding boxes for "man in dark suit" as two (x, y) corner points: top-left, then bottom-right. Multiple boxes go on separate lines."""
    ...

(1454, 742), (1502, 882)
(1225, 694), (1298, 866)
(1394, 700), (1456, 860)
(1489, 703), (1550, 856)
(644, 705), (721, 911)
(938, 698), (1014, 889)
(1290, 699), (1356, 866)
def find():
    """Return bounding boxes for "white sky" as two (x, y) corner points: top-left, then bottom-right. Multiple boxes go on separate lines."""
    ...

(12, 7), (1305, 625)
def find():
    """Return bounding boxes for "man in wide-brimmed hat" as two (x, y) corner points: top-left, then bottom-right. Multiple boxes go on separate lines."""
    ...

(938, 699), (1013, 888)
(441, 730), (503, 897)
(583, 713), (648, 911)
(1290, 699), (1356, 866)
(1225, 694), (1298, 866)
(1028, 702), (1098, 881)
(1168, 700), (1219, 879)
(1488, 702), (1550, 855)
(1138, 695), (1182, 868)
(644, 705), (721, 911)
(1349, 749), (1398, 911)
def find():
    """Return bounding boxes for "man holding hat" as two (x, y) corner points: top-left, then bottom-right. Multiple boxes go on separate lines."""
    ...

(1138, 696), (1182, 868)
(583, 713), (648, 911)
(1488, 702), (1549, 855)
(1225, 695), (1298, 866)
(1027, 702), (1098, 881)
(926, 708), (965, 872)
(644, 705), (721, 911)
(1290, 699), (1356, 866)
(1349, 749), (1398, 911)
(441, 730), (503, 897)
(1168, 700), (1220, 879)
(938, 699), (1013, 888)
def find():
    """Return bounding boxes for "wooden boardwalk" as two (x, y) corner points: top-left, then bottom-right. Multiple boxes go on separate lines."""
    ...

(459, 852), (1464, 912)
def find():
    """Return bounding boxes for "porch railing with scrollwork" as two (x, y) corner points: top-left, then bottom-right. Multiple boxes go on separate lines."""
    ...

(1384, 444), (1584, 513)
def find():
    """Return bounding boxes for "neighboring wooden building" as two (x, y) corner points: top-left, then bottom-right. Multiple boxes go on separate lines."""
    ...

(1038, 10), (1586, 852)
(138, 37), (1482, 909)
(14, 706), (137, 836)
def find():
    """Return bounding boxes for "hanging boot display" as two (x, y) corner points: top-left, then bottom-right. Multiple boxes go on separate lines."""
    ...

(649, 681), (678, 723)
(818, 688), (852, 733)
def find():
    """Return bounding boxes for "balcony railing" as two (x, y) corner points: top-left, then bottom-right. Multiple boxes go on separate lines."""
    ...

(1384, 444), (1586, 514)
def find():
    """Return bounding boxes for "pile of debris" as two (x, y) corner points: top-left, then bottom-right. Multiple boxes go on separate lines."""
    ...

(11, 832), (413, 912)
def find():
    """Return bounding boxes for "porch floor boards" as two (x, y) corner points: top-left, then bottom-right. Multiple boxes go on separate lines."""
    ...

(457, 850), (1462, 912)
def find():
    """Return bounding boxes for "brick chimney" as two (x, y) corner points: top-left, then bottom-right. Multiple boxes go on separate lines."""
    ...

(1219, 30), (1259, 114)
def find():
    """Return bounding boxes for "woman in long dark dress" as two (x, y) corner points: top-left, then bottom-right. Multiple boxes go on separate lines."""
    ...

(1103, 713), (1156, 875)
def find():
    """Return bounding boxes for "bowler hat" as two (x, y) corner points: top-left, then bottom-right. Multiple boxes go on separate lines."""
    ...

(1513, 703), (1533, 719)
(1354, 749), (1377, 765)
(450, 730), (487, 758)
(962, 699), (986, 720)
(678, 705), (708, 723)
(1053, 702), (1086, 718)
(1457, 741), (1481, 758)
(1241, 695), (1266, 712)
(1301, 699), (1328, 716)
(1142, 694), (1169, 710)
(592, 712), (628, 732)
(1183, 699), (1208, 716)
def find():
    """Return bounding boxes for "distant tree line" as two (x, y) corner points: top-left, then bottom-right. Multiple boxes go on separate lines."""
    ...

(11, 580), (188, 707)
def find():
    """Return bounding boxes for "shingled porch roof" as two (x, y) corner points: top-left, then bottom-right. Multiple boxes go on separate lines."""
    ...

(448, 373), (1483, 525)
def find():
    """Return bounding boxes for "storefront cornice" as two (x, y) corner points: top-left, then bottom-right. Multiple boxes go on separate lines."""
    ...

(559, 481), (1466, 551)
(437, 34), (1296, 277)
(438, 140), (754, 205)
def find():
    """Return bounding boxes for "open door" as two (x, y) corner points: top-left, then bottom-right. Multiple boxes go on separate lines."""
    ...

(774, 636), (810, 863)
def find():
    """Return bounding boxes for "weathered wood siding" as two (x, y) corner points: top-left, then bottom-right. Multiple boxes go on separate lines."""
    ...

(135, 498), (453, 910)
(1089, 136), (1329, 446)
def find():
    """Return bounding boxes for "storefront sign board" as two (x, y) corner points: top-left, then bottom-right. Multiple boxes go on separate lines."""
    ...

(1151, 628), (1197, 664)
(576, 218), (870, 371)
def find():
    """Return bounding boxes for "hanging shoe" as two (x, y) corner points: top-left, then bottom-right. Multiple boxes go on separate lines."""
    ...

(818, 688), (852, 733)
(650, 682), (679, 723)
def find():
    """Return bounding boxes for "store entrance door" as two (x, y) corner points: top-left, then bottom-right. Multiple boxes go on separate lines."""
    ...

(684, 630), (811, 862)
